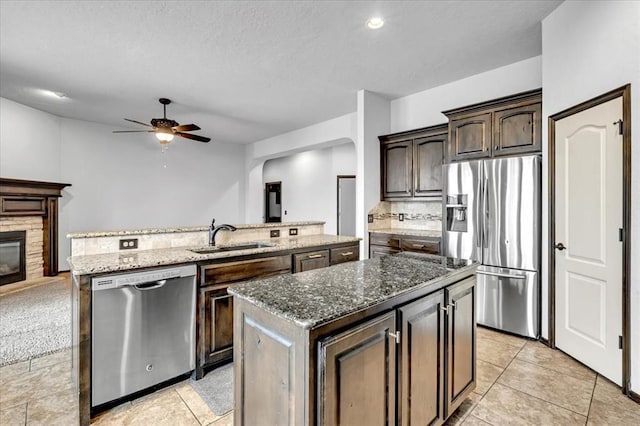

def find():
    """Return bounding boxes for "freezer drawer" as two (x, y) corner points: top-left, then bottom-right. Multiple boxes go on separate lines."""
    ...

(476, 266), (538, 338)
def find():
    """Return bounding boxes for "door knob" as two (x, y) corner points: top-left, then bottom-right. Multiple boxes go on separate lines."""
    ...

(554, 243), (567, 251)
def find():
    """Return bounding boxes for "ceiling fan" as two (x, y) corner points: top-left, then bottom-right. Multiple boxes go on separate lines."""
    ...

(113, 98), (211, 145)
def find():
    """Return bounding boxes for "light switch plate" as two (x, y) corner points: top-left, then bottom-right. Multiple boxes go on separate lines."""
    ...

(367, 214), (374, 223)
(399, 213), (404, 222)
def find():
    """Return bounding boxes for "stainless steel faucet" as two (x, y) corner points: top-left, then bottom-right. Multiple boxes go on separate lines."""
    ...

(209, 218), (237, 246)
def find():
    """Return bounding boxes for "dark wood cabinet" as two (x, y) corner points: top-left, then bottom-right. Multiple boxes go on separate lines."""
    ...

(414, 135), (445, 198)
(380, 124), (447, 201)
(318, 311), (397, 425)
(369, 231), (440, 258)
(445, 278), (476, 416)
(398, 290), (446, 425)
(448, 112), (492, 161)
(293, 249), (330, 273)
(381, 140), (413, 199)
(444, 89), (542, 163)
(493, 102), (542, 155)
(198, 242), (361, 377)
(329, 244), (359, 265)
(317, 276), (475, 425)
(198, 255), (291, 376)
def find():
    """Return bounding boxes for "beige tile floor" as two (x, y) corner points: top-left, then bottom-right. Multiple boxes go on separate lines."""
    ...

(1, 323), (638, 425)
(446, 327), (640, 425)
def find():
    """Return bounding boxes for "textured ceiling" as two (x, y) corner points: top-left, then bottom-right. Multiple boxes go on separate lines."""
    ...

(0, 1), (561, 144)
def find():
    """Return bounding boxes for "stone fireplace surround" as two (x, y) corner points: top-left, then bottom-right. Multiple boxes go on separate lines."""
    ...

(0, 178), (70, 284)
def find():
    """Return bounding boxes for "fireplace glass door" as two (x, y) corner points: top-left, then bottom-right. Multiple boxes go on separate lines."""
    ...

(0, 231), (26, 285)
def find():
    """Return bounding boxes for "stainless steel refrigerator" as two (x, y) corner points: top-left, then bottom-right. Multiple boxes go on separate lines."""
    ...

(443, 155), (541, 338)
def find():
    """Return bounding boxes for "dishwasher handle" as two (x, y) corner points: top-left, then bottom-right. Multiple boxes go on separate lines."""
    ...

(133, 280), (167, 291)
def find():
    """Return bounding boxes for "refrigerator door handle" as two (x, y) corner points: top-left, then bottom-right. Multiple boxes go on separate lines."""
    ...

(476, 270), (527, 280)
(483, 175), (489, 249)
(476, 170), (482, 249)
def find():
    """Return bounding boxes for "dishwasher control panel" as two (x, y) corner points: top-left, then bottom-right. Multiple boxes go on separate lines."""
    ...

(92, 265), (196, 290)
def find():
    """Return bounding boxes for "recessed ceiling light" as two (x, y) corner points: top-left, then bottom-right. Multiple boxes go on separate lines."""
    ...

(39, 89), (67, 99)
(367, 17), (384, 30)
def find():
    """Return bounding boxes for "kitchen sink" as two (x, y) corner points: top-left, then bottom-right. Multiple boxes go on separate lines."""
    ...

(189, 242), (274, 254)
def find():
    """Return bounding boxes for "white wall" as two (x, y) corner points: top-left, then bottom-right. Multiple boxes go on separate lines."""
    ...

(542, 0), (640, 392)
(390, 56), (542, 132)
(1, 98), (247, 270)
(0, 98), (62, 181)
(357, 90), (390, 257)
(262, 143), (356, 234)
(245, 112), (356, 224)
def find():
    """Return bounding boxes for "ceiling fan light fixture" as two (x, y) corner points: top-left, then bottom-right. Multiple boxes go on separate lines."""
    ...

(366, 17), (384, 29)
(155, 131), (174, 143)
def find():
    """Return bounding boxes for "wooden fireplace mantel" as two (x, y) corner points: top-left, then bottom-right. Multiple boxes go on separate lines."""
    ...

(0, 178), (71, 276)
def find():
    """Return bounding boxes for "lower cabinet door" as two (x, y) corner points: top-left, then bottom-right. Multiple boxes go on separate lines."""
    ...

(445, 277), (476, 417)
(318, 311), (397, 425)
(398, 290), (446, 426)
(202, 285), (234, 365)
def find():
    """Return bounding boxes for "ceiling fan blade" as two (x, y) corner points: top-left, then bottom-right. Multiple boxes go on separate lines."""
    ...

(112, 130), (155, 133)
(175, 132), (211, 143)
(172, 123), (200, 132)
(124, 118), (153, 127)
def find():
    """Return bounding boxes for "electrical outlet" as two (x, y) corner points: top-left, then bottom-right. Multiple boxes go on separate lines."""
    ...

(289, 228), (298, 236)
(270, 229), (280, 238)
(367, 214), (374, 223)
(119, 238), (138, 250)
(399, 213), (404, 222)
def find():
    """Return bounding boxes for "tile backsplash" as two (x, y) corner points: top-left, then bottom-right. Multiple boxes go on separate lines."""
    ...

(368, 201), (442, 231)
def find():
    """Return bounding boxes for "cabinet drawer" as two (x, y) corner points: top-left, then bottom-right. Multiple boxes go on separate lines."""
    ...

(401, 238), (440, 255)
(330, 245), (359, 265)
(369, 233), (401, 249)
(369, 245), (401, 258)
(293, 249), (330, 273)
(201, 255), (291, 286)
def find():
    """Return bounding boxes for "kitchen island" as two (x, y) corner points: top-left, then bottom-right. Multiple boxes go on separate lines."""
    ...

(229, 252), (478, 425)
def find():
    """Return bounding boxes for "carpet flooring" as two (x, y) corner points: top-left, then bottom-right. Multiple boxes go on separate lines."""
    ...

(189, 363), (234, 416)
(0, 279), (71, 366)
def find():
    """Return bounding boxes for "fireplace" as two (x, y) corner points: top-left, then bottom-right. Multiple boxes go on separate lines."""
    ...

(0, 178), (71, 280)
(0, 230), (26, 285)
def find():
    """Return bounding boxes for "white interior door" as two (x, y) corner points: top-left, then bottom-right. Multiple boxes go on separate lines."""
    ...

(555, 97), (623, 385)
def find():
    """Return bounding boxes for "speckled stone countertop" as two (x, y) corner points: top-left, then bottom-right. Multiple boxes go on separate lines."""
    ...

(228, 252), (476, 329)
(67, 221), (325, 239)
(369, 228), (442, 238)
(68, 234), (359, 275)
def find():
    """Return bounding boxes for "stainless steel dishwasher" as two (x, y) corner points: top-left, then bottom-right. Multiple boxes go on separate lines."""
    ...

(91, 264), (196, 408)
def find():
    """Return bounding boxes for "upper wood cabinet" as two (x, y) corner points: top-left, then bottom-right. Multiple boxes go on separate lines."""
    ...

(381, 140), (413, 198)
(448, 112), (492, 161)
(379, 124), (447, 201)
(443, 89), (542, 163)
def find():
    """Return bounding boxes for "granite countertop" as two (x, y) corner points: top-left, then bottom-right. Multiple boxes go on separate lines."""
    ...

(67, 221), (325, 239)
(228, 252), (477, 329)
(369, 228), (442, 238)
(68, 234), (359, 275)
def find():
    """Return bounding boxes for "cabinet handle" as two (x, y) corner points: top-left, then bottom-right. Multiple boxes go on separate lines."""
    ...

(340, 252), (354, 256)
(388, 330), (401, 344)
(411, 244), (428, 249)
(307, 254), (323, 259)
(495, 145), (499, 150)
(440, 302), (456, 314)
